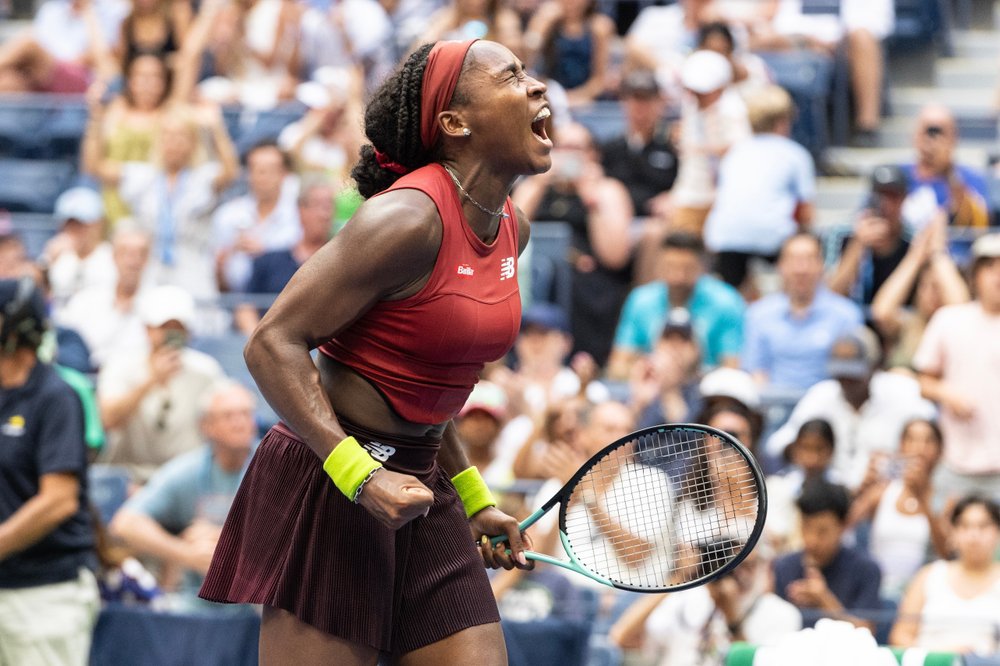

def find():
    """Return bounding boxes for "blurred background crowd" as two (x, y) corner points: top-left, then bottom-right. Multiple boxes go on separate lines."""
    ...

(1, 0), (1000, 664)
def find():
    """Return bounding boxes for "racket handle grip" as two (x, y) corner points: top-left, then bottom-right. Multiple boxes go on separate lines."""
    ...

(487, 506), (546, 547)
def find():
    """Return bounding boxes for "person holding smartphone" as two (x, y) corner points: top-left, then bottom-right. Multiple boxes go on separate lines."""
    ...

(828, 165), (911, 307)
(96, 285), (224, 484)
(902, 105), (990, 229)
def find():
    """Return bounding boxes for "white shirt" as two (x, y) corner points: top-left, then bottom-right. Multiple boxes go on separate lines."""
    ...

(672, 90), (751, 209)
(626, 6), (694, 72)
(48, 242), (117, 312)
(645, 587), (802, 666)
(562, 462), (676, 590)
(765, 371), (937, 488)
(33, 0), (126, 61)
(55, 286), (149, 369)
(772, 0), (894, 43)
(704, 133), (815, 254)
(98, 348), (224, 483)
(299, 0), (393, 81)
(211, 191), (301, 292)
(119, 162), (222, 300)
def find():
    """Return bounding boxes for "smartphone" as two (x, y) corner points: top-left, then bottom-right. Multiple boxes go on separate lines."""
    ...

(163, 329), (187, 350)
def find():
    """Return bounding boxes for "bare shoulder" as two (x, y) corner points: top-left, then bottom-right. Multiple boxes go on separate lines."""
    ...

(514, 204), (532, 256)
(333, 188), (443, 285)
(592, 13), (616, 35)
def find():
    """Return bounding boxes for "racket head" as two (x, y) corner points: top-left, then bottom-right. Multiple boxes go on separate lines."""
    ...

(555, 423), (767, 593)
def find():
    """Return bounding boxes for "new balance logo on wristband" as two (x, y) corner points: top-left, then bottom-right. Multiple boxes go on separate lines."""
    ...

(363, 441), (396, 462)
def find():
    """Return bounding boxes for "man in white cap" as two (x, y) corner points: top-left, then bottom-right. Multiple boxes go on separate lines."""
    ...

(40, 186), (116, 312)
(766, 327), (935, 489)
(914, 233), (1000, 501)
(97, 285), (224, 484)
(670, 48), (750, 235)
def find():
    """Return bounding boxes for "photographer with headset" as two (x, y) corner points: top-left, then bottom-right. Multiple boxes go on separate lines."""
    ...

(0, 277), (100, 666)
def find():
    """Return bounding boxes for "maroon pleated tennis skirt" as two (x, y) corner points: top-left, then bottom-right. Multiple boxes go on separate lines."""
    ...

(199, 420), (500, 655)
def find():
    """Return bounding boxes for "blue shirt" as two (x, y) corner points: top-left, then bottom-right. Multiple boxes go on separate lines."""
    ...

(124, 445), (251, 594)
(773, 546), (882, 628)
(742, 287), (863, 390)
(902, 163), (989, 212)
(613, 276), (745, 367)
(705, 134), (815, 255)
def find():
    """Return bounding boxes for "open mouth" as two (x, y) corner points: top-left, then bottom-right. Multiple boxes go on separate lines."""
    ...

(531, 107), (552, 145)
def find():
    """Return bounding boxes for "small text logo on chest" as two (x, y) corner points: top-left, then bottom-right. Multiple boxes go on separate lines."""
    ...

(500, 257), (515, 281)
(457, 264), (475, 277)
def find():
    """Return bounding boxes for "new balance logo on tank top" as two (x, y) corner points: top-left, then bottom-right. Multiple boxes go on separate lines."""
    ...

(320, 164), (521, 425)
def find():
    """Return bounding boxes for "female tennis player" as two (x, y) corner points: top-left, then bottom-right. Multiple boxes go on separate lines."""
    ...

(200, 39), (553, 664)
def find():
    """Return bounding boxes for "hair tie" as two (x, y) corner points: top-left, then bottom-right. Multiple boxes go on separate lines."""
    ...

(374, 148), (410, 175)
(420, 39), (478, 150)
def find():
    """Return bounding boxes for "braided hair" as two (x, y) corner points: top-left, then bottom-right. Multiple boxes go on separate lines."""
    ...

(352, 43), (471, 199)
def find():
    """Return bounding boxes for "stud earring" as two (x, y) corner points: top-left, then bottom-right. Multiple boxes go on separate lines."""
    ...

(462, 128), (472, 137)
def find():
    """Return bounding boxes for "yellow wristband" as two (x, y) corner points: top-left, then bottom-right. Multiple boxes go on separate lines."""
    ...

(450, 466), (496, 518)
(323, 436), (382, 501)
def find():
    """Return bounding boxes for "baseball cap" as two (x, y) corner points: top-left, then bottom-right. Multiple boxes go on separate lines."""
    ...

(680, 50), (732, 95)
(870, 164), (908, 196)
(660, 307), (693, 339)
(826, 327), (881, 379)
(699, 367), (760, 410)
(459, 381), (508, 421)
(620, 69), (660, 98)
(971, 233), (1000, 260)
(521, 302), (570, 334)
(54, 186), (104, 225)
(139, 285), (196, 329)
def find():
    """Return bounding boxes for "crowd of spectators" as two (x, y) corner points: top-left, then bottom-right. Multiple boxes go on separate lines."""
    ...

(1, 0), (999, 663)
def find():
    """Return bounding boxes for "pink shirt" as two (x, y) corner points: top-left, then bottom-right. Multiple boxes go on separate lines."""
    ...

(913, 302), (1000, 474)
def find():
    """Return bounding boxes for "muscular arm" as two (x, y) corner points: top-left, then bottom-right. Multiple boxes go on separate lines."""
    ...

(244, 190), (440, 458)
(0, 474), (80, 561)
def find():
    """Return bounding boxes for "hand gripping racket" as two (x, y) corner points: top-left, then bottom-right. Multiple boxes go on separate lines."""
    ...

(492, 423), (767, 592)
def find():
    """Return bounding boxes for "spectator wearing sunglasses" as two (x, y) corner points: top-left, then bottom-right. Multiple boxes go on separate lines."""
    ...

(97, 286), (223, 484)
(901, 105), (990, 229)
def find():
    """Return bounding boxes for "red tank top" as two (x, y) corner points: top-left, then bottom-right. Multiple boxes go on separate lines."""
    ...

(319, 163), (521, 424)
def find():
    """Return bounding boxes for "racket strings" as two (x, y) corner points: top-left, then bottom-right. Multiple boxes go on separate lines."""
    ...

(562, 428), (760, 589)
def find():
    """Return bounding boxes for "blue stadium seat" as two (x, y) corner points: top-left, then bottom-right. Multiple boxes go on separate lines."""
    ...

(757, 51), (835, 157)
(45, 101), (90, 160)
(5, 212), (61, 259)
(575, 101), (628, 145)
(989, 176), (1000, 227)
(0, 159), (76, 213)
(526, 221), (573, 318)
(189, 331), (279, 430)
(0, 101), (51, 158)
(233, 105), (307, 157)
(88, 464), (131, 526)
(889, 0), (950, 54)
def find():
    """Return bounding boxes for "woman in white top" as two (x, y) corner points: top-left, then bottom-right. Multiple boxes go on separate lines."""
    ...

(889, 495), (1000, 656)
(848, 419), (950, 599)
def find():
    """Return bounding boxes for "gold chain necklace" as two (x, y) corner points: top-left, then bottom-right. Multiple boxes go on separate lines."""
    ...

(442, 164), (509, 219)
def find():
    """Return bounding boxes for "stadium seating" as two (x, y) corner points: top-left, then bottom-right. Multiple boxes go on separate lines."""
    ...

(3, 212), (60, 258)
(88, 465), (131, 527)
(526, 221), (574, 317)
(0, 159), (76, 213)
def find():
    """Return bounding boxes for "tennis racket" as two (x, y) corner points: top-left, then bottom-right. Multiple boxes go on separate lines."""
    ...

(491, 423), (767, 593)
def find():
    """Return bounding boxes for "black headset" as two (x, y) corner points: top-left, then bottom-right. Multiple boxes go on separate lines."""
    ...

(0, 277), (46, 354)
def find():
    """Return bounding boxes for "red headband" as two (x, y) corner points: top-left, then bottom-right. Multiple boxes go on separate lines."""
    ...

(420, 39), (477, 151)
